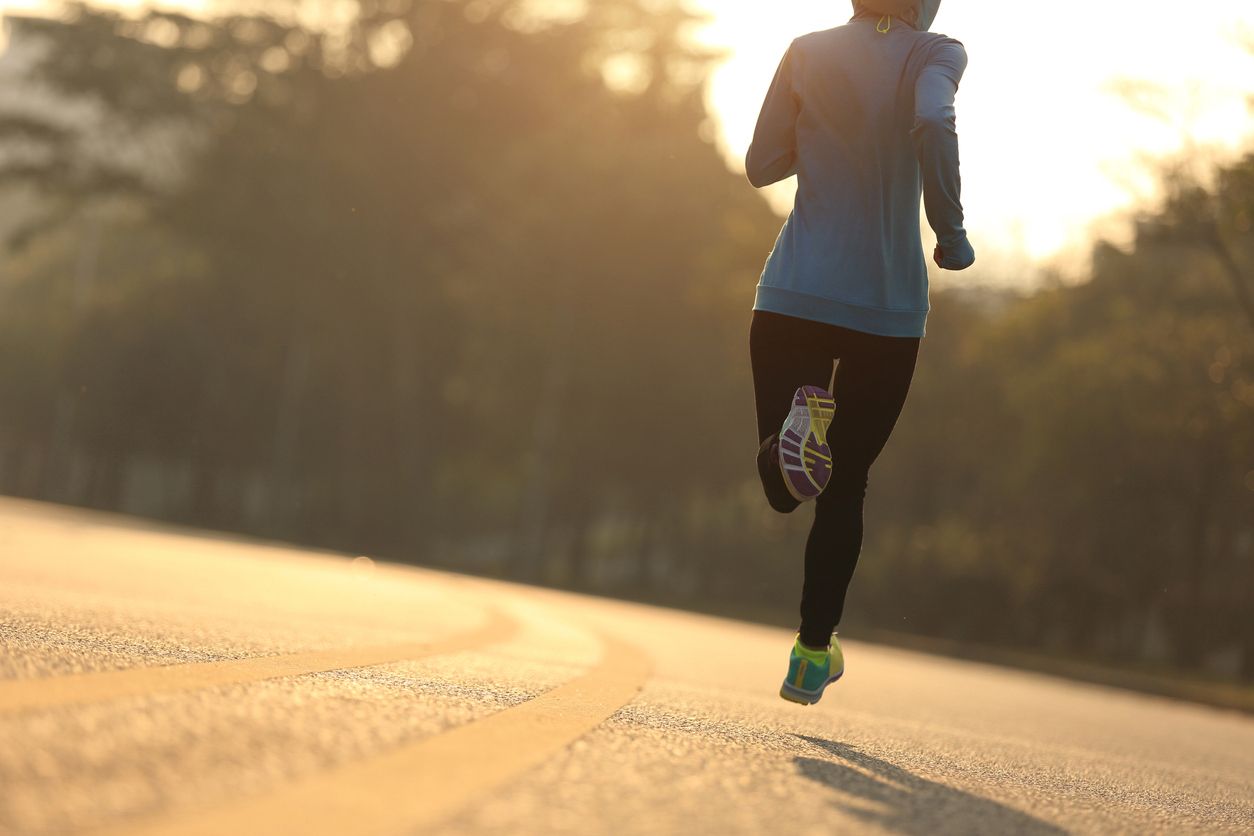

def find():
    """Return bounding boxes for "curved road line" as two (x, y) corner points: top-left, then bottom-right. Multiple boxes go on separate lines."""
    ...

(98, 632), (651, 836)
(0, 609), (516, 715)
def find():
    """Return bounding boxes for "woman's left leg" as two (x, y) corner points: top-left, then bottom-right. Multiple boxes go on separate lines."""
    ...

(749, 311), (839, 514)
(798, 331), (920, 649)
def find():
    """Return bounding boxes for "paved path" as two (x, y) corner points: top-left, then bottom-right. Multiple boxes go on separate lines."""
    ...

(0, 498), (1250, 835)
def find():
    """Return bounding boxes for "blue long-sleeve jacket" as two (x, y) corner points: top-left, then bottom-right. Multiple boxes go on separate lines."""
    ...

(747, 1), (972, 338)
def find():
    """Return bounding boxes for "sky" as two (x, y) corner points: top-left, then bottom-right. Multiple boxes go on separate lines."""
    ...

(3, 0), (1253, 268)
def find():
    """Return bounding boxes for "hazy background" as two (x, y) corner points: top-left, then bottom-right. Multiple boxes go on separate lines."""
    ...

(0, 0), (1251, 686)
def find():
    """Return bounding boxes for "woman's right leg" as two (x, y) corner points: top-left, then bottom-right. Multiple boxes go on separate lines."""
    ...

(798, 330), (919, 648)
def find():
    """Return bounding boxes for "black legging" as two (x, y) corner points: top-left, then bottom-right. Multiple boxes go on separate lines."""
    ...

(750, 310), (919, 648)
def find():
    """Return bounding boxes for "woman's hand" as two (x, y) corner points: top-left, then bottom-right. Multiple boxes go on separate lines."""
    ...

(933, 239), (975, 271)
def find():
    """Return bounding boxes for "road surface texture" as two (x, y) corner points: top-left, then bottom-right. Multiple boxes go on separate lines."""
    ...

(1, 497), (1251, 835)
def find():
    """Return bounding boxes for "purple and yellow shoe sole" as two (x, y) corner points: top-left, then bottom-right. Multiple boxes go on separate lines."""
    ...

(778, 385), (835, 503)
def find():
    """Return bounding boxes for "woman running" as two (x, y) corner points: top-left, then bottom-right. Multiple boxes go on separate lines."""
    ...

(746, 0), (974, 704)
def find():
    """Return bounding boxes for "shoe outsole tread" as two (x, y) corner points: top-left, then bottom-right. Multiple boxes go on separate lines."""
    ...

(778, 385), (836, 503)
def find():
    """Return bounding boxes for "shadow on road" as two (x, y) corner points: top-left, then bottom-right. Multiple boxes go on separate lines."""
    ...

(793, 736), (1066, 836)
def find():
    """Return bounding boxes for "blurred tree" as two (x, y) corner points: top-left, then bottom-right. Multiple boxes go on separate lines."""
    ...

(0, 1), (1250, 683)
(861, 155), (1254, 676)
(0, 0), (777, 565)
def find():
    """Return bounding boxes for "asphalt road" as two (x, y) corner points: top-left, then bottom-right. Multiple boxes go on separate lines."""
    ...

(1, 498), (1251, 835)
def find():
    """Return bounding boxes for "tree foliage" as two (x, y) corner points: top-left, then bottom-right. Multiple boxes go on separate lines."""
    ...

(0, 1), (1250, 680)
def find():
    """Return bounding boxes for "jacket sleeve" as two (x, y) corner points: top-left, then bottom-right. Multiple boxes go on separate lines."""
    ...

(745, 43), (800, 189)
(912, 39), (974, 270)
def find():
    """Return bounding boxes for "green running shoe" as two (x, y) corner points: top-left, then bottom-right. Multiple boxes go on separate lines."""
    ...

(779, 634), (844, 705)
